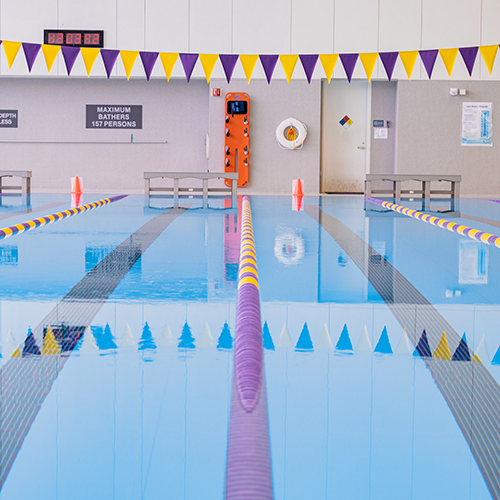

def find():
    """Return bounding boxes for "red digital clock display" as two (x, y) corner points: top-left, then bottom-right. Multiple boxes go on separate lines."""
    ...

(43, 30), (104, 48)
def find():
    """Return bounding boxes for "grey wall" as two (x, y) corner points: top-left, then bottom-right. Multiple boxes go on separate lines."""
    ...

(370, 81), (397, 175)
(396, 80), (500, 196)
(208, 78), (321, 194)
(0, 78), (209, 193)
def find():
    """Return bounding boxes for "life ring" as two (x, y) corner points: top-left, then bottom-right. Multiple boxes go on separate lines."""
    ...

(276, 118), (307, 150)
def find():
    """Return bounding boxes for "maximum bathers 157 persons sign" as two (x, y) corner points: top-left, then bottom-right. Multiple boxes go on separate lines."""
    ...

(86, 105), (142, 129)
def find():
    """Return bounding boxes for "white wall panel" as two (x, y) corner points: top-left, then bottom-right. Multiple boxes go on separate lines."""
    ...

(421, 0), (481, 50)
(190, 0), (232, 54)
(482, 0), (500, 46)
(116, 0), (145, 78)
(291, 0), (334, 54)
(145, 0), (189, 79)
(378, 0), (421, 52)
(0, 0), (57, 76)
(233, 0), (291, 55)
(334, 0), (379, 54)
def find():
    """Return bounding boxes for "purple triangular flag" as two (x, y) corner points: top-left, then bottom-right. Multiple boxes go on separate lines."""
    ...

(459, 46), (478, 76)
(22, 42), (41, 72)
(419, 49), (438, 79)
(61, 46), (80, 76)
(179, 53), (198, 82)
(379, 52), (398, 81)
(339, 53), (359, 83)
(260, 55), (279, 84)
(299, 54), (318, 83)
(219, 54), (238, 83)
(140, 51), (158, 81)
(101, 49), (120, 78)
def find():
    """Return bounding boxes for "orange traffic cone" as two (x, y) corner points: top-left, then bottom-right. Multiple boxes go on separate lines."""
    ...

(292, 195), (303, 212)
(293, 179), (304, 197)
(71, 176), (82, 195)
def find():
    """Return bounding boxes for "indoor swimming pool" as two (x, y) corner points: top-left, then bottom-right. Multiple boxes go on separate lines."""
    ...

(0, 192), (499, 499)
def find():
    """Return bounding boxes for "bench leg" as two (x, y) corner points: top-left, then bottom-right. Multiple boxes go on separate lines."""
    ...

(174, 178), (179, 200)
(393, 180), (401, 202)
(365, 180), (372, 198)
(144, 178), (150, 195)
(422, 181), (431, 200)
(202, 179), (208, 207)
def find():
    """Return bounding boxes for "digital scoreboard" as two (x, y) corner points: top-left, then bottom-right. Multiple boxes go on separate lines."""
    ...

(43, 30), (104, 48)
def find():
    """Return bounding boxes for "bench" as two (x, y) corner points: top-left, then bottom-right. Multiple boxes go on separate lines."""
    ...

(144, 172), (238, 199)
(0, 170), (31, 195)
(364, 174), (461, 200)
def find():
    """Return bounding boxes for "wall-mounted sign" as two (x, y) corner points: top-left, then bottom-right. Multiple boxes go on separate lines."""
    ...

(86, 105), (142, 129)
(0, 110), (18, 128)
(44, 30), (104, 48)
(461, 102), (492, 146)
(339, 115), (353, 129)
(373, 120), (384, 127)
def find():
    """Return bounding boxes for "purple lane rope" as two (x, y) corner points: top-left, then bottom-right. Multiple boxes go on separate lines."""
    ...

(0, 195), (127, 240)
(366, 197), (500, 248)
(225, 196), (273, 500)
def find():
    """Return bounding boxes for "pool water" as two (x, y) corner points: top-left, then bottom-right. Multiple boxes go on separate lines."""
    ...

(0, 193), (499, 499)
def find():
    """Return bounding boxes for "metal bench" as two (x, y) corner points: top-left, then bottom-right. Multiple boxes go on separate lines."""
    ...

(364, 174), (461, 200)
(144, 172), (238, 197)
(0, 170), (31, 195)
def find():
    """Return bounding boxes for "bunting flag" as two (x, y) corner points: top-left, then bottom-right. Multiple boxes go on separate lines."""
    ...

(81, 47), (100, 76)
(101, 49), (119, 78)
(359, 53), (378, 81)
(262, 321), (275, 350)
(179, 53), (198, 82)
(399, 50), (419, 79)
(433, 331), (451, 360)
(22, 42), (41, 72)
(220, 54), (238, 83)
(379, 52), (398, 81)
(439, 48), (459, 77)
(3, 41), (22, 69)
(295, 322), (314, 351)
(419, 49), (439, 79)
(339, 53), (358, 82)
(279, 54), (299, 84)
(61, 46), (80, 76)
(335, 324), (353, 351)
(319, 53), (338, 82)
(239, 54), (259, 83)
(159, 52), (178, 81)
(452, 333), (472, 361)
(260, 54), (279, 84)
(22, 328), (41, 357)
(200, 53), (219, 83)
(299, 54), (318, 83)
(0, 39), (499, 84)
(479, 45), (498, 75)
(460, 46), (478, 76)
(120, 50), (139, 80)
(140, 51), (158, 81)
(42, 327), (61, 356)
(42, 44), (60, 72)
(413, 329), (432, 358)
(374, 326), (392, 354)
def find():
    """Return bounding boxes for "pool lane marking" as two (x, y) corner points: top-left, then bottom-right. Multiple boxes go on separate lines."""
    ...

(306, 204), (500, 500)
(226, 196), (273, 499)
(0, 205), (191, 488)
(366, 197), (500, 248)
(0, 195), (127, 240)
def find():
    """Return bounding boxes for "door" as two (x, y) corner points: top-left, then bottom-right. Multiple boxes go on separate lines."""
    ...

(321, 80), (369, 193)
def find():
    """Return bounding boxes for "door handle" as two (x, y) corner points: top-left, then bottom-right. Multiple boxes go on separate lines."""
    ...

(357, 146), (366, 149)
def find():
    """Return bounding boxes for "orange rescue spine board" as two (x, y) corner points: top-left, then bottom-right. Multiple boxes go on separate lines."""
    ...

(224, 93), (249, 188)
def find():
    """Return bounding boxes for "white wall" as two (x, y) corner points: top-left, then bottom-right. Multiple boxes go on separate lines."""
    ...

(0, 0), (499, 80)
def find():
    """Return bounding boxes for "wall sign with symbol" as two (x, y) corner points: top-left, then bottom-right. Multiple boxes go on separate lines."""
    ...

(339, 115), (353, 129)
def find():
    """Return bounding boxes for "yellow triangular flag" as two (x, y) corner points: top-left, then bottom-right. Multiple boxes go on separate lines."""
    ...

(319, 54), (339, 83)
(279, 54), (299, 84)
(434, 331), (451, 360)
(399, 50), (418, 80)
(81, 47), (100, 76)
(199, 54), (219, 83)
(359, 53), (378, 81)
(41, 44), (60, 72)
(159, 52), (178, 81)
(11, 347), (21, 357)
(120, 50), (139, 80)
(479, 45), (498, 75)
(3, 41), (22, 70)
(239, 54), (259, 83)
(439, 48), (458, 77)
(42, 327), (61, 356)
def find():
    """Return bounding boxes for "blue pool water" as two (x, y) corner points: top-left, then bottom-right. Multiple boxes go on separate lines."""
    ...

(0, 193), (500, 499)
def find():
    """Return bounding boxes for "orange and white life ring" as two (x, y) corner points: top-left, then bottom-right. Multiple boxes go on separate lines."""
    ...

(276, 118), (307, 150)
